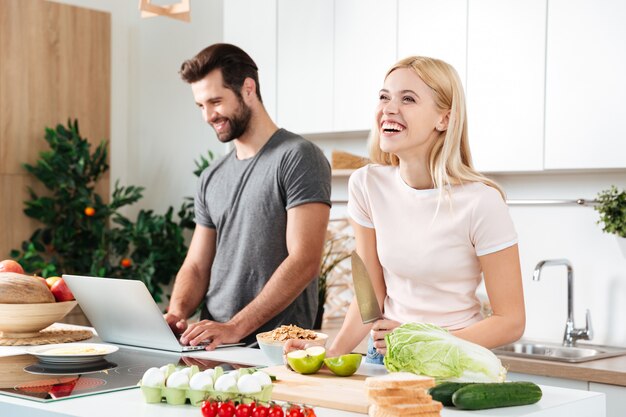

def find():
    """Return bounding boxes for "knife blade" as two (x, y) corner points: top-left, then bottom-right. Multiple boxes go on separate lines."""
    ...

(351, 251), (383, 324)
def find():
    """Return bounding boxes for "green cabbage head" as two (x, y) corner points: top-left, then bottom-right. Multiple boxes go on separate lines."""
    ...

(384, 322), (507, 382)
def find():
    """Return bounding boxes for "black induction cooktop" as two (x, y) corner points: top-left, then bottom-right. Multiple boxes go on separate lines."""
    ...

(0, 347), (249, 403)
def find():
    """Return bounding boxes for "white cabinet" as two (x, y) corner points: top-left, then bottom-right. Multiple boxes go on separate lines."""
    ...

(545, 0), (626, 169)
(333, 0), (397, 132)
(507, 372), (589, 391)
(589, 382), (626, 417)
(466, 0), (546, 172)
(223, 0), (278, 121)
(276, 0), (334, 134)
(397, 0), (467, 84)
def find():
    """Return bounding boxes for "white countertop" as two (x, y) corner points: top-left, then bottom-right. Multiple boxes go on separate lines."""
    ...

(0, 327), (606, 417)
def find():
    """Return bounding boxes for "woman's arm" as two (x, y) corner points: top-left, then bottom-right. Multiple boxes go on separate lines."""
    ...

(452, 244), (525, 348)
(327, 220), (388, 356)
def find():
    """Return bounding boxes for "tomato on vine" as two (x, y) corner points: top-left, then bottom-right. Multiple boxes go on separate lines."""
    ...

(252, 404), (269, 417)
(218, 401), (236, 417)
(287, 405), (304, 417)
(201, 400), (220, 417)
(302, 408), (316, 417)
(267, 404), (284, 417)
(235, 403), (253, 417)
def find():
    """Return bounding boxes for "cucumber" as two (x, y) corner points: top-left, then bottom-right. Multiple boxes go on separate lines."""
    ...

(452, 381), (542, 410)
(428, 382), (475, 406)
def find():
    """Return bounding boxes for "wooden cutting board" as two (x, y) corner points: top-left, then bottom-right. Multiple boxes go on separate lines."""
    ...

(264, 365), (369, 414)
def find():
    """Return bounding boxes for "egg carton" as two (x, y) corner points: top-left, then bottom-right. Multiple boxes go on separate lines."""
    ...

(139, 365), (274, 407)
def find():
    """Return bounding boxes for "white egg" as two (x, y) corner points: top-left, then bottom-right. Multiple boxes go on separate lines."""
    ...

(237, 374), (262, 394)
(251, 371), (272, 387)
(180, 367), (193, 376)
(166, 370), (190, 388)
(189, 372), (213, 391)
(141, 367), (165, 387)
(226, 370), (239, 381)
(202, 369), (216, 378)
(213, 374), (237, 392)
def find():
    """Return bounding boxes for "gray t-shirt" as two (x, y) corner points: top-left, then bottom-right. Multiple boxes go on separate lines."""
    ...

(194, 128), (332, 345)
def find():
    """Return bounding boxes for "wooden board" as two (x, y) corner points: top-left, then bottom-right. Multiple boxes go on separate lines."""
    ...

(264, 365), (369, 414)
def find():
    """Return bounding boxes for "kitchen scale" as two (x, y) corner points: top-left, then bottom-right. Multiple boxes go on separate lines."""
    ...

(0, 347), (250, 402)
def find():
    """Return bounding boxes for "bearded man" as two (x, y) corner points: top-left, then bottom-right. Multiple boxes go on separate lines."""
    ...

(164, 43), (331, 349)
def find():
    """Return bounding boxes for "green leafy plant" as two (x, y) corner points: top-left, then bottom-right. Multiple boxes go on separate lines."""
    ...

(10, 120), (213, 302)
(318, 230), (353, 313)
(595, 186), (626, 238)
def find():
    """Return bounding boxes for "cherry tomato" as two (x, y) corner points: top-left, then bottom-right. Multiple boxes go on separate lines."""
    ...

(287, 405), (304, 417)
(201, 400), (220, 417)
(302, 408), (316, 417)
(235, 403), (252, 417)
(218, 401), (236, 417)
(267, 404), (284, 417)
(252, 405), (269, 417)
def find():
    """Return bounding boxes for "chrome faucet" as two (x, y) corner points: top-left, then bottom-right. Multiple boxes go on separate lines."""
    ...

(533, 259), (593, 347)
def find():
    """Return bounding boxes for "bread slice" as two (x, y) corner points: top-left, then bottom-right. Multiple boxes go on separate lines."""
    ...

(377, 401), (443, 414)
(366, 387), (431, 398)
(364, 372), (436, 389)
(368, 404), (441, 417)
(367, 393), (433, 407)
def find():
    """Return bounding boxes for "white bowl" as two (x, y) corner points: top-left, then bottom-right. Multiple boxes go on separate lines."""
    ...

(256, 331), (328, 365)
(0, 301), (77, 338)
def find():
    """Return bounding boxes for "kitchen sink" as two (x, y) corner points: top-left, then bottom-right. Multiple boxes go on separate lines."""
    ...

(492, 340), (626, 363)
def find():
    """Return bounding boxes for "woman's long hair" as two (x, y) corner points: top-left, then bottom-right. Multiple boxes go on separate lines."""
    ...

(368, 56), (505, 199)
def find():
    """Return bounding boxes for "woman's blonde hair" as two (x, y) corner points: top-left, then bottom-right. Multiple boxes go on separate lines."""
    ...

(368, 56), (505, 199)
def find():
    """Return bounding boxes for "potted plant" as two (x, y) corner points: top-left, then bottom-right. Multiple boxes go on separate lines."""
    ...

(595, 185), (626, 257)
(315, 225), (354, 329)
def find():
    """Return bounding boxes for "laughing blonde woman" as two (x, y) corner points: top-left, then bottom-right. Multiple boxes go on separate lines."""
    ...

(285, 56), (525, 365)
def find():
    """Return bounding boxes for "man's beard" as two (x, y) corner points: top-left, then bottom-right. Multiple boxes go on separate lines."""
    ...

(215, 97), (252, 143)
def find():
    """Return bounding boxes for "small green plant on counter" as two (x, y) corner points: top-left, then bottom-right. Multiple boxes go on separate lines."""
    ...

(595, 186), (626, 238)
(10, 120), (213, 302)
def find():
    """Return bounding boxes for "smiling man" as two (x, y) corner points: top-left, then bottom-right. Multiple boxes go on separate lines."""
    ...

(165, 43), (331, 349)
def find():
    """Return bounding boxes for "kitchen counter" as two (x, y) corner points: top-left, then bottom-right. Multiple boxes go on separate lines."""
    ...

(500, 354), (626, 386)
(0, 331), (604, 417)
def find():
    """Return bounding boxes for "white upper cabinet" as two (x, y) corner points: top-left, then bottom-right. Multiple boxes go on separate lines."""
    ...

(223, 0), (278, 121)
(545, 0), (626, 169)
(467, 0), (546, 172)
(276, 0), (334, 134)
(333, 0), (397, 132)
(397, 0), (467, 84)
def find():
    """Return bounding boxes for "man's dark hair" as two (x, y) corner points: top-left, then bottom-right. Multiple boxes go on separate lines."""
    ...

(179, 43), (262, 102)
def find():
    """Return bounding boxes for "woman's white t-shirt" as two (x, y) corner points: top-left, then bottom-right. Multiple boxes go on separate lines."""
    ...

(347, 164), (518, 330)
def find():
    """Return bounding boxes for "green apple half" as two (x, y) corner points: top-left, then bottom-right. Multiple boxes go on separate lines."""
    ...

(323, 353), (362, 377)
(286, 346), (326, 374)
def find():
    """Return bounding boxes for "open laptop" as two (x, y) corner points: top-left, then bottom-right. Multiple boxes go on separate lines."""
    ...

(63, 274), (243, 352)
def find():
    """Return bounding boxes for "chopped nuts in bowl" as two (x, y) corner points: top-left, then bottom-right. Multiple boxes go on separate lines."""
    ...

(256, 325), (328, 365)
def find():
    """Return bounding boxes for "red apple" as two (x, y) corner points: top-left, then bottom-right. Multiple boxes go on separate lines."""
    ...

(50, 278), (75, 302)
(45, 276), (62, 289)
(0, 259), (25, 274)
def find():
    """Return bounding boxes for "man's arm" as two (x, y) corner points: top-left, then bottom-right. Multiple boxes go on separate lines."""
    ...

(181, 202), (330, 349)
(165, 224), (216, 333)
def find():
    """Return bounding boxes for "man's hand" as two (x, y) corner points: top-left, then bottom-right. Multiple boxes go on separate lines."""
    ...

(164, 312), (188, 335)
(370, 319), (401, 356)
(180, 320), (243, 350)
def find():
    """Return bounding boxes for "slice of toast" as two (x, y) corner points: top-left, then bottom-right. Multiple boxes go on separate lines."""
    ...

(367, 393), (433, 407)
(365, 372), (436, 389)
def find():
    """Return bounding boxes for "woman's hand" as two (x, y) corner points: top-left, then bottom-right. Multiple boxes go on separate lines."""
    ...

(370, 319), (401, 356)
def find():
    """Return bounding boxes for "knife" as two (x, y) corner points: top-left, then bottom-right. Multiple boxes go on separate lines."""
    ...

(351, 251), (383, 324)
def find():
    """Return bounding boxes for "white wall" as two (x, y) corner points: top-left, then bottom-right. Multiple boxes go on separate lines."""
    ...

(49, 0), (225, 217)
